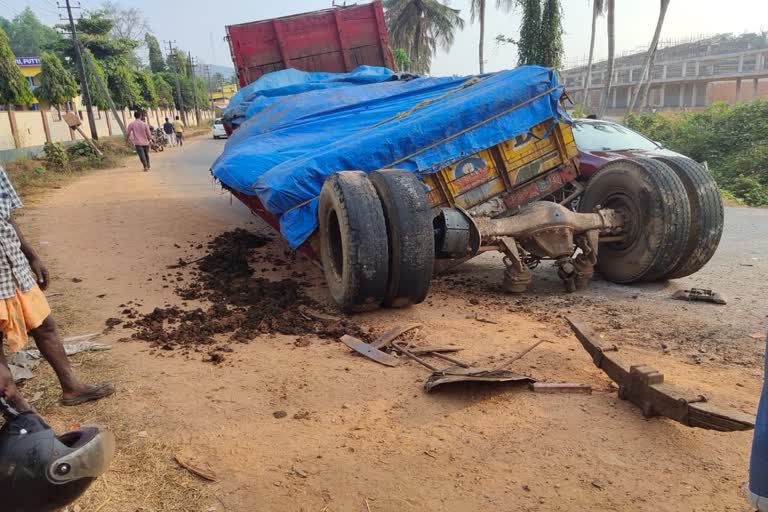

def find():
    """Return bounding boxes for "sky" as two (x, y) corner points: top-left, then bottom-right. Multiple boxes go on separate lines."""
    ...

(7, 0), (768, 75)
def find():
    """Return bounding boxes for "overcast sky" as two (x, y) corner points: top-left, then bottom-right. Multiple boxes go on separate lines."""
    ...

(8, 0), (768, 75)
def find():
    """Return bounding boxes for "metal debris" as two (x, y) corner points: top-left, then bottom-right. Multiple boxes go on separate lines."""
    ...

(567, 316), (754, 432)
(529, 383), (592, 394)
(672, 288), (726, 305)
(340, 335), (399, 367)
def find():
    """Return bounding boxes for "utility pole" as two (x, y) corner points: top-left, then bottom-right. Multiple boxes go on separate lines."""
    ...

(165, 40), (185, 125)
(59, 0), (98, 139)
(203, 64), (214, 111)
(188, 54), (201, 126)
(79, 43), (126, 135)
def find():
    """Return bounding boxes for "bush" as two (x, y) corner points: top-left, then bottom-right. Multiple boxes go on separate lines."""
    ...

(66, 140), (98, 158)
(43, 142), (69, 171)
(626, 100), (768, 206)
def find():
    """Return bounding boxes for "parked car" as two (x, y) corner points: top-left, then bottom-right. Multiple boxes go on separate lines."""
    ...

(212, 118), (227, 139)
(572, 118), (684, 178)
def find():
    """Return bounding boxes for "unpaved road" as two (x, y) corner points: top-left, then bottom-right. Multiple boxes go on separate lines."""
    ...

(17, 138), (766, 512)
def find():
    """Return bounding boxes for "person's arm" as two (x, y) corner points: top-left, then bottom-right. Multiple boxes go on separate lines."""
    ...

(10, 219), (49, 290)
(144, 122), (152, 141)
(125, 122), (134, 144)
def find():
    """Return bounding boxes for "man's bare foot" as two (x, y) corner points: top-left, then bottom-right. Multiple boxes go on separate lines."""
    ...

(61, 382), (115, 406)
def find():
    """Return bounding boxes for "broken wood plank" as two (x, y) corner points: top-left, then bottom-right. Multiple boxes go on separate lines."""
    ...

(529, 382), (592, 394)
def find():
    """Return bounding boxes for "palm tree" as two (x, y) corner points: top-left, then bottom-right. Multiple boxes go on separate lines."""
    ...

(384, 0), (465, 75)
(625, 0), (671, 119)
(471, 0), (515, 74)
(597, 0), (615, 118)
(580, 0), (604, 112)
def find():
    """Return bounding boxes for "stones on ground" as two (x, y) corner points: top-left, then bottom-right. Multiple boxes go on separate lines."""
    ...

(591, 479), (605, 489)
(273, 410), (287, 419)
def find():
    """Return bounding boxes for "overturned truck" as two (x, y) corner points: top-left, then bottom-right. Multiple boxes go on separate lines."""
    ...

(212, 65), (722, 312)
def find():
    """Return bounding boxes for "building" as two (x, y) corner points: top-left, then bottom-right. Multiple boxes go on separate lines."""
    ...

(14, 57), (42, 110)
(562, 34), (768, 115)
(209, 83), (238, 111)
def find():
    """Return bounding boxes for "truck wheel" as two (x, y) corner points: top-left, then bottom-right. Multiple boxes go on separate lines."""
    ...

(318, 171), (389, 312)
(651, 156), (724, 279)
(369, 170), (434, 307)
(579, 158), (691, 283)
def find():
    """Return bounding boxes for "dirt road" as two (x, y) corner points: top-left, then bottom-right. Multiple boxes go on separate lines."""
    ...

(18, 138), (764, 512)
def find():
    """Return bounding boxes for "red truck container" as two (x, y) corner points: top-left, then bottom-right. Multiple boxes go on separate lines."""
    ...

(226, 1), (394, 87)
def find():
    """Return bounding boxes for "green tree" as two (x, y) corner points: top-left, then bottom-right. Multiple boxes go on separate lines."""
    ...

(517, 0), (541, 66)
(49, 10), (137, 68)
(81, 48), (110, 110)
(393, 48), (412, 72)
(153, 74), (174, 108)
(470, 0), (514, 74)
(107, 65), (139, 109)
(580, 0), (605, 112)
(134, 70), (158, 109)
(0, 27), (33, 108)
(145, 33), (166, 73)
(384, 0), (465, 75)
(36, 52), (78, 111)
(539, 0), (563, 69)
(167, 49), (188, 77)
(0, 8), (60, 56)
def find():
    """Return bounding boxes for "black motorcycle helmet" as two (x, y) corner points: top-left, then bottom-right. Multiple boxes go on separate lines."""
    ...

(0, 398), (115, 512)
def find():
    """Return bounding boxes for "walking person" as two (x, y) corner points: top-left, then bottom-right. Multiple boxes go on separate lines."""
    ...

(126, 111), (152, 171)
(163, 117), (175, 147)
(0, 166), (114, 410)
(749, 333), (768, 511)
(173, 115), (185, 147)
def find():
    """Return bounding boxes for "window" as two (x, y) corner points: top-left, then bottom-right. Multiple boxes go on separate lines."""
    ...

(572, 121), (659, 151)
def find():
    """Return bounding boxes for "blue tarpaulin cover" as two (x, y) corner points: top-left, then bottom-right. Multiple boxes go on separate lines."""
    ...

(212, 65), (568, 249)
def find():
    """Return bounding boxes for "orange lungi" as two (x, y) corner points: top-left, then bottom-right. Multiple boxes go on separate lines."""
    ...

(0, 286), (51, 352)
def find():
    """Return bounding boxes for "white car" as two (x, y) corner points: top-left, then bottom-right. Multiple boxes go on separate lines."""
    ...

(212, 118), (227, 139)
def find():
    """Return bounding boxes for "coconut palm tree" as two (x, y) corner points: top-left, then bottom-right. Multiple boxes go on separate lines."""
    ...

(384, 0), (465, 75)
(470, 0), (515, 74)
(580, 0), (604, 112)
(597, 0), (615, 118)
(625, 0), (671, 119)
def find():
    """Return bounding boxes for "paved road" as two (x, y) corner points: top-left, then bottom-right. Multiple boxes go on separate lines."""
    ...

(190, 137), (768, 364)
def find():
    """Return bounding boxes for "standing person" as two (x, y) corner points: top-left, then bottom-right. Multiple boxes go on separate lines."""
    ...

(126, 111), (152, 171)
(163, 117), (175, 147)
(173, 115), (185, 147)
(749, 334), (768, 511)
(0, 166), (114, 409)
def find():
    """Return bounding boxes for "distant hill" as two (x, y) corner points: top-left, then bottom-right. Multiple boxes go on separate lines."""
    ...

(205, 64), (237, 82)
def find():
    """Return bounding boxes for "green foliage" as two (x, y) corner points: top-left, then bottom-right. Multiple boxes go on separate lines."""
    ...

(36, 52), (78, 109)
(0, 8), (60, 56)
(539, 0), (563, 69)
(145, 34), (166, 73)
(66, 140), (98, 158)
(384, 0), (465, 75)
(0, 27), (34, 107)
(81, 49), (110, 110)
(626, 100), (768, 206)
(517, 0), (541, 66)
(134, 70), (158, 109)
(108, 65), (140, 109)
(393, 48), (411, 72)
(43, 142), (69, 171)
(153, 74), (174, 108)
(167, 50), (188, 77)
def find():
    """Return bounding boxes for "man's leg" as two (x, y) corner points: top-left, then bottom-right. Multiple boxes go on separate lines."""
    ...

(0, 342), (31, 412)
(144, 145), (150, 169)
(136, 145), (148, 169)
(29, 316), (113, 404)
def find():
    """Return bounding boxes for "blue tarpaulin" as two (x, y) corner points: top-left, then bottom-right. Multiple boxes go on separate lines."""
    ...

(212, 65), (568, 249)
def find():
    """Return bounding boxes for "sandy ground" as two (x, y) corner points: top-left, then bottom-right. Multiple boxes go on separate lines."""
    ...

(14, 138), (765, 512)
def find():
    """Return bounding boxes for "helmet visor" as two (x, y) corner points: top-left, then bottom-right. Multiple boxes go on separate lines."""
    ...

(48, 430), (116, 483)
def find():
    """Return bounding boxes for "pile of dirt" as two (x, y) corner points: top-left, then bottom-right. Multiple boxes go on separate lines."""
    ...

(121, 229), (368, 359)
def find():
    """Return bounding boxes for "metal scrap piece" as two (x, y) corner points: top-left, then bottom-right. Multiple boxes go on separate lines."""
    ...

(425, 372), (533, 393)
(567, 316), (754, 432)
(340, 335), (399, 367)
(672, 288), (726, 305)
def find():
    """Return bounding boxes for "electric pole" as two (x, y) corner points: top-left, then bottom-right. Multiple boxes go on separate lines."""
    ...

(59, 0), (98, 140)
(203, 64), (214, 111)
(188, 54), (201, 126)
(165, 40), (185, 125)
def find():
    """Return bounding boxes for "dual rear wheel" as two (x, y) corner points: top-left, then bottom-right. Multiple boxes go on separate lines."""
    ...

(579, 156), (723, 283)
(318, 170), (434, 312)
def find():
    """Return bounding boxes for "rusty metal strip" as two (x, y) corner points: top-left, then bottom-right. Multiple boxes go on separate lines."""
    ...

(370, 324), (422, 350)
(567, 316), (754, 432)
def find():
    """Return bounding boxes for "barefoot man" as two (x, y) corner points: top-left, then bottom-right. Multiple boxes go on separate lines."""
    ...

(0, 166), (114, 410)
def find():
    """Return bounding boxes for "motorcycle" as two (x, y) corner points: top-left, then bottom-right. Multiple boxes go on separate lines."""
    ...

(150, 127), (166, 152)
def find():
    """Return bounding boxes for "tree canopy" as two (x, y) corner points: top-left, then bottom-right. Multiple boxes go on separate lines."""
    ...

(152, 74), (174, 108)
(0, 27), (34, 107)
(36, 52), (79, 109)
(517, 0), (541, 66)
(0, 8), (59, 57)
(107, 64), (140, 108)
(146, 33), (166, 73)
(539, 0), (563, 69)
(384, 0), (465, 75)
(134, 70), (158, 109)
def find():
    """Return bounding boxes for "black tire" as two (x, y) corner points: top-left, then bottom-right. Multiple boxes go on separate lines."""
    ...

(651, 156), (724, 279)
(369, 169), (434, 307)
(579, 158), (691, 283)
(318, 171), (389, 312)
